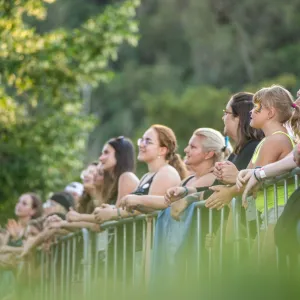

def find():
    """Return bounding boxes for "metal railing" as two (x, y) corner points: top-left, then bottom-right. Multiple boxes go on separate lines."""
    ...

(29, 168), (300, 299)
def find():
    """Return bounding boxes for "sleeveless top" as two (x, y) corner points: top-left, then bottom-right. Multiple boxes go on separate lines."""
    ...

(181, 175), (195, 187)
(131, 173), (156, 196)
(251, 131), (295, 212)
(251, 131), (294, 164)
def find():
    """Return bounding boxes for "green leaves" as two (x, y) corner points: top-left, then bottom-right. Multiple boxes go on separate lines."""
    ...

(0, 0), (139, 222)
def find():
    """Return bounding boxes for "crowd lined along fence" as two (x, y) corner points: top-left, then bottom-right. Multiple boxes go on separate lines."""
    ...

(25, 169), (300, 300)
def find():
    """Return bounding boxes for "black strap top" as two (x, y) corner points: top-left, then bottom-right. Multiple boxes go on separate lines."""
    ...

(182, 175), (195, 187)
(131, 173), (156, 196)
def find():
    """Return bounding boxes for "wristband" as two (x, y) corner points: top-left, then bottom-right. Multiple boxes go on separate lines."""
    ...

(117, 208), (122, 219)
(183, 186), (189, 197)
(253, 169), (261, 182)
(258, 167), (267, 179)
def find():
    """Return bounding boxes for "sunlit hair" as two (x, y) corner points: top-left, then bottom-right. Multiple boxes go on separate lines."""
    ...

(253, 85), (300, 138)
(193, 128), (230, 163)
(151, 124), (187, 179)
(230, 92), (264, 154)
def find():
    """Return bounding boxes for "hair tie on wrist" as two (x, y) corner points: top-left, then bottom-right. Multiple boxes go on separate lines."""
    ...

(292, 103), (297, 108)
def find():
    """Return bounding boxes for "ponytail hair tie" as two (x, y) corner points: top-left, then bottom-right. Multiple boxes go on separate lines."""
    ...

(292, 103), (297, 108)
(221, 146), (227, 152)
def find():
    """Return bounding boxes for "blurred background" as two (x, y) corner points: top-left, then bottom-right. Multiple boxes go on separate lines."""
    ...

(1, 0), (300, 222)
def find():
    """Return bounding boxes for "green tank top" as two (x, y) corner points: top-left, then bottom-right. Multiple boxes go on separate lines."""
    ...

(251, 131), (295, 212)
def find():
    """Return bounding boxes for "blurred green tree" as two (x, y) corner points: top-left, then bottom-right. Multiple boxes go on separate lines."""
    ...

(0, 0), (139, 221)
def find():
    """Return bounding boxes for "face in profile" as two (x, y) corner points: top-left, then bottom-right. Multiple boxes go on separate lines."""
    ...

(94, 164), (104, 187)
(15, 194), (35, 219)
(222, 100), (239, 139)
(99, 144), (117, 172)
(137, 128), (163, 163)
(81, 164), (97, 185)
(250, 101), (269, 129)
(184, 135), (207, 167)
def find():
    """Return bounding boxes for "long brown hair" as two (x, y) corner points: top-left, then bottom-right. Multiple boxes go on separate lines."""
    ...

(151, 124), (187, 179)
(230, 92), (264, 154)
(101, 137), (136, 204)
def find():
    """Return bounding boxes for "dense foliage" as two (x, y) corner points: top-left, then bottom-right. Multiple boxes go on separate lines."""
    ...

(1, 0), (299, 221)
(0, 0), (139, 221)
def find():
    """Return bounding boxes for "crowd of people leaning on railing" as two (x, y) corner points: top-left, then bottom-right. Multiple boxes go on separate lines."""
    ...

(2, 84), (300, 294)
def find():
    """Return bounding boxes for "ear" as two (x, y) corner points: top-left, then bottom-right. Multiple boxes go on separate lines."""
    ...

(158, 146), (168, 158)
(268, 107), (276, 119)
(205, 151), (215, 160)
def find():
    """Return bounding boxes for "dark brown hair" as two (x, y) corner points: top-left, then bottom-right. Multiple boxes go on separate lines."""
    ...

(230, 92), (264, 154)
(102, 137), (136, 204)
(27, 193), (43, 219)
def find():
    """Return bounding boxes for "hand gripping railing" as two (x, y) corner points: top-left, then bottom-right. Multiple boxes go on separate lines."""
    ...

(30, 168), (300, 299)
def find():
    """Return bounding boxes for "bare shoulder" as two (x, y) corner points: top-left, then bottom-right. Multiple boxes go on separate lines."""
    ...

(149, 165), (181, 195)
(118, 172), (139, 185)
(263, 133), (293, 150)
(156, 165), (181, 180)
(194, 173), (215, 188)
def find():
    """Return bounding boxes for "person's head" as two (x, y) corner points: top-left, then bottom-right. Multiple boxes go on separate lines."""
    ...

(185, 128), (228, 168)
(93, 163), (104, 188)
(64, 182), (84, 205)
(223, 92), (264, 154)
(250, 85), (300, 135)
(81, 162), (98, 186)
(15, 193), (43, 220)
(138, 124), (187, 179)
(99, 136), (135, 203)
(43, 192), (74, 216)
(99, 136), (135, 176)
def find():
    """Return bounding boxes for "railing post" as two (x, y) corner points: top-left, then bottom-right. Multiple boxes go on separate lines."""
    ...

(144, 216), (153, 287)
(81, 228), (91, 298)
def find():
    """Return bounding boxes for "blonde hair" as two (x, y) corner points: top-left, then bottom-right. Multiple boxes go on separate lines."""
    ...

(253, 85), (300, 139)
(193, 128), (230, 163)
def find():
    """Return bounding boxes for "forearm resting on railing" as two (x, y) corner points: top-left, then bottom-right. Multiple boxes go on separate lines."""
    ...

(261, 152), (297, 178)
(60, 221), (101, 232)
(0, 245), (23, 254)
(21, 229), (57, 256)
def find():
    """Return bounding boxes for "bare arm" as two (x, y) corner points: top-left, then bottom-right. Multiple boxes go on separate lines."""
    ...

(116, 172), (139, 205)
(52, 220), (101, 232)
(120, 166), (181, 211)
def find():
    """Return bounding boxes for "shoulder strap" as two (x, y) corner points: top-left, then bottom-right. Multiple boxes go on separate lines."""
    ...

(272, 131), (295, 147)
(181, 175), (195, 187)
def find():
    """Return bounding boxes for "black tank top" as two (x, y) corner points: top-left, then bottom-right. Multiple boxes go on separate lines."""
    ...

(181, 175), (195, 187)
(131, 173), (156, 196)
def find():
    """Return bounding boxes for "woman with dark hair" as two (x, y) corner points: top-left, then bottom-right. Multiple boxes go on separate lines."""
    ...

(64, 136), (139, 225)
(67, 125), (186, 224)
(100, 136), (138, 204)
(167, 92), (264, 218)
